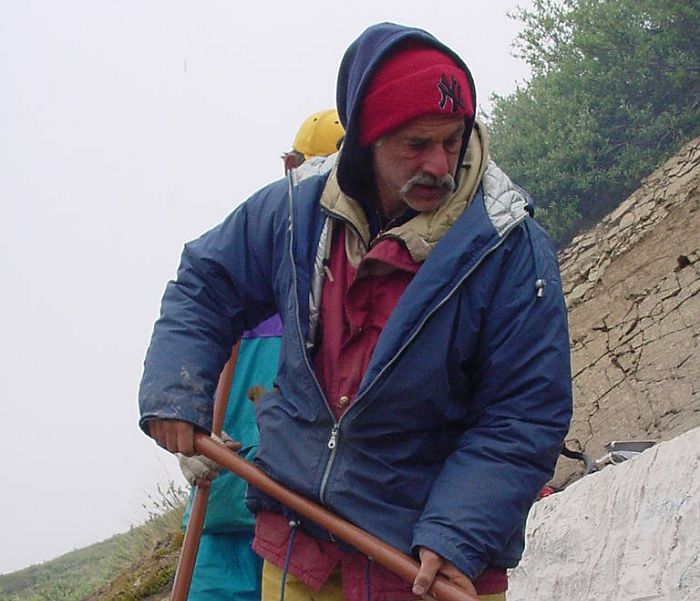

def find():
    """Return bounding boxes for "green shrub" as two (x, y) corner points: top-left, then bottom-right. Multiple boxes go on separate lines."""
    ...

(489, 0), (700, 246)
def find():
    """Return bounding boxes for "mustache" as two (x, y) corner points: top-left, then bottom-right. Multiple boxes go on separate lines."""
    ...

(399, 171), (457, 196)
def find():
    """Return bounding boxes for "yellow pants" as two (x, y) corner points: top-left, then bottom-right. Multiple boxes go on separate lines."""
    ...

(262, 561), (506, 601)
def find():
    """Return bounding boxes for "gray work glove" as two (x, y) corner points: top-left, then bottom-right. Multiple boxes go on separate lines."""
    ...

(176, 431), (239, 486)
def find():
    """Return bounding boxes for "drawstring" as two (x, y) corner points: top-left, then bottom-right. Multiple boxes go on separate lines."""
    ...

(278, 526), (372, 601)
(323, 258), (335, 282)
(365, 556), (372, 601)
(523, 220), (547, 299)
(279, 520), (299, 601)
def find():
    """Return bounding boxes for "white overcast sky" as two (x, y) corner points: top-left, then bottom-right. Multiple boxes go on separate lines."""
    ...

(0, 0), (534, 575)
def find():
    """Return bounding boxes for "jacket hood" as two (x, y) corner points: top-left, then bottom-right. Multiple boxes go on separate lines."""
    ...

(335, 22), (477, 212)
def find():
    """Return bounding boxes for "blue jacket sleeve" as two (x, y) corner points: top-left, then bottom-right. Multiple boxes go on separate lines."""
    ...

(138, 181), (288, 434)
(412, 219), (572, 579)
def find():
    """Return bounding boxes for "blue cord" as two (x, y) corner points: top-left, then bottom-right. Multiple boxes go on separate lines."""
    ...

(365, 556), (372, 601)
(279, 520), (299, 601)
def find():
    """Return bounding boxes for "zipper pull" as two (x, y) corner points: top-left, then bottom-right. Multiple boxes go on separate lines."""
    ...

(328, 424), (340, 449)
(535, 278), (546, 298)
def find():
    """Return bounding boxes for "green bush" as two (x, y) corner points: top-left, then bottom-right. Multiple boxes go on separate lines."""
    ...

(488, 0), (700, 246)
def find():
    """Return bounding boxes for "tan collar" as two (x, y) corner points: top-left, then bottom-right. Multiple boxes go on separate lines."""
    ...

(319, 120), (490, 262)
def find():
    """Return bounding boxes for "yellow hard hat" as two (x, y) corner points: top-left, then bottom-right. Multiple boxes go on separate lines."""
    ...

(292, 109), (345, 159)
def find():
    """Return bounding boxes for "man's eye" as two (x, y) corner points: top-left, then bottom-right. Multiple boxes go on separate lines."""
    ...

(444, 138), (461, 153)
(408, 141), (427, 151)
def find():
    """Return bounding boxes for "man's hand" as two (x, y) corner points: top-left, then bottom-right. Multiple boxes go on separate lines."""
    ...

(413, 547), (477, 598)
(147, 418), (197, 455)
(176, 432), (242, 487)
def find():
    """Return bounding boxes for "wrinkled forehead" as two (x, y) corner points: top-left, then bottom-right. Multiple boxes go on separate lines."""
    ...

(382, 114), (466, 143)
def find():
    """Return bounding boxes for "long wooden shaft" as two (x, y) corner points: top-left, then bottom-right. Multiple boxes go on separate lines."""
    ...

(195, 434), (479, 601)
(171, 342), (241, 601)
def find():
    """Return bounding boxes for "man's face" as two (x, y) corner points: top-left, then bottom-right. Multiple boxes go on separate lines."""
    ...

(282, 150), (305, 174)
(372, 114), (466, 219)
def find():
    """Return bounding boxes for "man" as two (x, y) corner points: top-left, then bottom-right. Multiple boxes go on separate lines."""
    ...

(140, 22), (572, 601)
(175, 110), (345, 600)
(282, 108), (345, 176)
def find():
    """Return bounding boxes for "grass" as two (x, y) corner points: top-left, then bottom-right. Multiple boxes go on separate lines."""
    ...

(0, 482), (188, 601)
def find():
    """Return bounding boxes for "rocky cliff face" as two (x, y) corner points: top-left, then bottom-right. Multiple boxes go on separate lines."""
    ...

(555, 137), (700, 485)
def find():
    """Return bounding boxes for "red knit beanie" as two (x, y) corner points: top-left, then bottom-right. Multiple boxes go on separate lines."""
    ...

(359, 45), (474, 147)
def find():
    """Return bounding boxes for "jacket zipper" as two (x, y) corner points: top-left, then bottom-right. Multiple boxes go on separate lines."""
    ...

(287, 177), (343, 506)
(327, 423), (340, 449)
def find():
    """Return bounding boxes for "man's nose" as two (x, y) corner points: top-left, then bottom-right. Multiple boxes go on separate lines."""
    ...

(421, 146), (450, 178)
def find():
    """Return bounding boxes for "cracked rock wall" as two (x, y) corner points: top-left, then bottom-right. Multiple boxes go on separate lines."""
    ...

(555, 137), (700, 485)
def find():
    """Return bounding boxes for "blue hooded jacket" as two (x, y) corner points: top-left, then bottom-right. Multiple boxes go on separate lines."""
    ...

(139, 22), (572, 580)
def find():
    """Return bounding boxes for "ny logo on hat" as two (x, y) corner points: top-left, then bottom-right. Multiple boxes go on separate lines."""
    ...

(437, 76), (466, 113)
